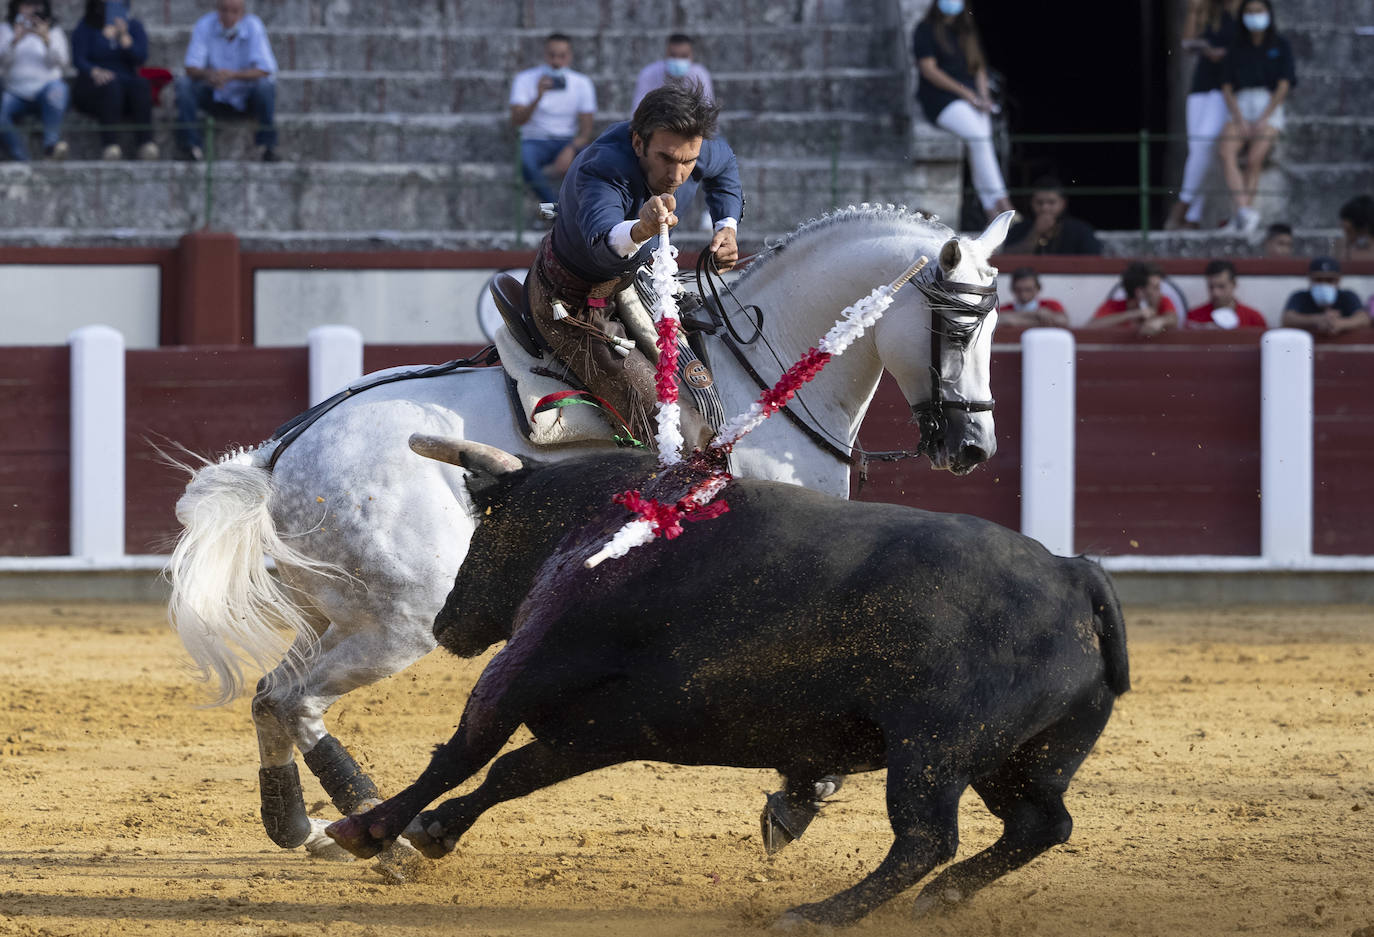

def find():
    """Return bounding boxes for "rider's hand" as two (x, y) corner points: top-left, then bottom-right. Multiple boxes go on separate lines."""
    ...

(708, 225), (738, 271)
(631, 194), (677, 243)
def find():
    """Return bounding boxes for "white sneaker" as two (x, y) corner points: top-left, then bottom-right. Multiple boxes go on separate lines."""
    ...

(137, 141), (159, 161)
(1235, 206), (1261, 235)
(102, 143), (122, 161)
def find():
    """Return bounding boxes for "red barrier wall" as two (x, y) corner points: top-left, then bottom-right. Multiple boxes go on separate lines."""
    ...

(0, 348), (70, 555)
(1314, 348), (1374, 555)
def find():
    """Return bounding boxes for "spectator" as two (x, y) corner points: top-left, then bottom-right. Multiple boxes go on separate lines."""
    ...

(1280, 256), (1370, 337)
(1186, 259), (1267, 329)
(1261, 221), (1293, 257)
(1338, 194), (1374, 263)
(173, 0), (278, 162)
(510, 33), (596, 205)
(0, 0), (69, 161)
(1087, 261), (1178, 337)
(912, 1), (1014, 223)
(1003, 177), (1103, 255)
(1216, 0), (1295, 235)
(998, 267), (1068, 328)
(632, 33), (713, 112)
(70, 0), (156, 161)
(1167, 0), (1242, 230)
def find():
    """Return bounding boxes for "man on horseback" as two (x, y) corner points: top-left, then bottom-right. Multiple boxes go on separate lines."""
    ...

(528, 82), (743, 452)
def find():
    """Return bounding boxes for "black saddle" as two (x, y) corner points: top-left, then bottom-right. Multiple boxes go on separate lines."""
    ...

(489, 272), (550, 358)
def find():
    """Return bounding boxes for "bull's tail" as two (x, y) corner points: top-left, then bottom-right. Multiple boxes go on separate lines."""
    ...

(166, 445), (341, 706)
(1086, 560), (1130, 695)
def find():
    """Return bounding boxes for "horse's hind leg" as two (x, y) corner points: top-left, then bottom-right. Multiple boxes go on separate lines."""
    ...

(911, 691), (1116, 919)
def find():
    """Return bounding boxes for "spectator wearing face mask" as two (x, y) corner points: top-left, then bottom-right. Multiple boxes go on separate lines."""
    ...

(1280, 256), (1369, 337)
(912, 0), (1014, 223)
(1216, 0), (1295, 235)
(1261, 221), (1293, 257)
(632, 34), (713, 112)
(1186, 259), (1267, 329)
(998, 267), (1067, 328)
(1003, 176), (1102, 255)
(1338, 195), (1374, 263)
(1087, 261), (1178, 337)
(70, 0), (156, 160)
(1166, 0), (1242, 230)
(510, 33), (596, 205)
(174, 0), (280, 162)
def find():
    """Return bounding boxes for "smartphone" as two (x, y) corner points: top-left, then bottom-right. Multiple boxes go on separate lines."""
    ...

(550, 74), (567, 91)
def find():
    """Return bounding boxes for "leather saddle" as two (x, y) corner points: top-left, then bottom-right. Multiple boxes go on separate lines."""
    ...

(489, 272), (550, 358)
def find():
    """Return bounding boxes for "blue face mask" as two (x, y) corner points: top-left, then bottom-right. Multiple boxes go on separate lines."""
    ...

(1242, 11), (1270, 31)
(665, 57), (691, 78)
(1310, 283), (1338, 307)
(104, 1), (130, 24)
(938, 0), (965, 15)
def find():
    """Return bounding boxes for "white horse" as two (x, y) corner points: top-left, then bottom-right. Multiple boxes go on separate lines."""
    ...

(169, 205), (1014, 858)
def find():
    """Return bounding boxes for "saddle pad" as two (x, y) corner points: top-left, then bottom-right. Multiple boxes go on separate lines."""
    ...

(494, 325), (610, 447)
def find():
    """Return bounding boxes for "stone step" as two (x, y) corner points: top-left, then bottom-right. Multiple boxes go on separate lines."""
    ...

(141, 0), (895, 30)
(36, 110), (910, 162)
(0, 158), (950, 233)
(1285, 71), (1369, 118)
(260, 68), (905, 116)
(1098, 229), (1347, 260)
(1284, 161), (1374, 226)
(142, 24), (897, 75)
(1279, 116), (1374, 164)
(1283, 23), (1374, 71)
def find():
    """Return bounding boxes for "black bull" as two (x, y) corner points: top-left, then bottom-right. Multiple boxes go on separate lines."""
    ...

(328, 447), (1129, 928)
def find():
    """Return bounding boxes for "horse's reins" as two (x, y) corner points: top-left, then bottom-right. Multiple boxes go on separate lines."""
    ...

(695, 249), (996, 469)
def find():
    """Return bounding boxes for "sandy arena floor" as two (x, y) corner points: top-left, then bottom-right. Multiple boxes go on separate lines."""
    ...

(0, 602), (1370, 937)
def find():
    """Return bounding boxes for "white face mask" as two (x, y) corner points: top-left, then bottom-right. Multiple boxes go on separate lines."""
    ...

(1242, 11), (1270, 31)
(665, 57), (691, 78)
(1012, 298), (1038, 312)
(1310, 283), (1338, 307)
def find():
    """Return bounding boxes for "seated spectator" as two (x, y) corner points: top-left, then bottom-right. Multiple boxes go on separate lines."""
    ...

(1261, 221), (1293, 257)
(912, 1), (1014, 223)
(174, 0), (279, 162)
(1338, 194), (1374, 263)
(0, 0), (70, 161)
(1280, 256), (1370, 337)
(1003, 177), (1103, 255)
(71, 0), (156, 161)
(1186, 259), (1267, 329)
(632, 33), (713, 112)
(1216, 0), (1295, 234)
(510, 33), (596, 205)
(998, 267), (1068, 328)
(1087, 261), (1178, 336)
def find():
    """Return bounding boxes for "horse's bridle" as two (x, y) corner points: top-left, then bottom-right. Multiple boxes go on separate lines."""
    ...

(910, 271), (999, 459)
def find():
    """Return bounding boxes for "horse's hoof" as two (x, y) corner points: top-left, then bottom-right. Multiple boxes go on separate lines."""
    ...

(324, 815), (387, 859)
(303, 817), (356, 861)
(403, 814), (457, 860)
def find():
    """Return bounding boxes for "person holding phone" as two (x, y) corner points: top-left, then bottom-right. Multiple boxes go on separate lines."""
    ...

(71, 0), (156, 160)
(509, 33), (597, 205)
(0, 0), (71, 161)
(1167, 0), (1242, 230)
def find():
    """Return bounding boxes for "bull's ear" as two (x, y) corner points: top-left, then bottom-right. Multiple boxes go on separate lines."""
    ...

(409, 435), (524, 475)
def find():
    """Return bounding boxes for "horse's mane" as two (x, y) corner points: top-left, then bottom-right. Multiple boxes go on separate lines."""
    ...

(733, 203), (954, 288)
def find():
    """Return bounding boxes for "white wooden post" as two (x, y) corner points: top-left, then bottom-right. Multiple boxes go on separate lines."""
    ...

(1020, 327), (1076, 556)
(69, 325), (125, 559)
(308, 325), (364, 406)
(1261, 329), (1314, 564)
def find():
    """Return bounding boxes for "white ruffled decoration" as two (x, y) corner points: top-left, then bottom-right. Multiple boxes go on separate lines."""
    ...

(649, 225), (684, 466)
(817, 285), (894, 356)
(711, 401), (766, 452)
(585, 518), (658, 569)
(654, 400), (685, 461)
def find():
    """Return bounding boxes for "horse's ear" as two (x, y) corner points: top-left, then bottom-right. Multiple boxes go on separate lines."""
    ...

(409, 434), (524, 476)
(975, 210), (1016, 255)
(938, 238), (962, 272)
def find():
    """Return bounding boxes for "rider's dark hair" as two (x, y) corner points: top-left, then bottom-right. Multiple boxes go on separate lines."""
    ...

(1010, 267), (1039, 286)
(1121, 261), (1161, 297)
(631, 83), (719, 144)
(1204, 259), (1237, 280)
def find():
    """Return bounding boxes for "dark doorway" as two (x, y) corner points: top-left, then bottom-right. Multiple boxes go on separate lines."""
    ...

(971, 0), (1173, 232)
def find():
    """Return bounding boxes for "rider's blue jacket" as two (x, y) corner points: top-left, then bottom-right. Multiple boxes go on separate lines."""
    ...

(551, 121), (744, 283)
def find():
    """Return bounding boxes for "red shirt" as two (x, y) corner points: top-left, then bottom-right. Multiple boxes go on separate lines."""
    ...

(999, 299), (1066, 315)
(1092, 296), (1177, 322)
(1185, 302), (1268, 329)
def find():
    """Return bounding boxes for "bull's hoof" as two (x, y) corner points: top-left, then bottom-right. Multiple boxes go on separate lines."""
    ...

(403, 811), (459, 860)
(324, 814), (391, 859)
(771, 910), (834, 933)
(760, 776), (844, 855)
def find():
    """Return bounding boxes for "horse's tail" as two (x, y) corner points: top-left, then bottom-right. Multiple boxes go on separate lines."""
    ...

(1084, 559), (1131, 696)
(166, 444), (338, 706)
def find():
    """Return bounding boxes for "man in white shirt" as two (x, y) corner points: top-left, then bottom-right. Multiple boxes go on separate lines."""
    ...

(631, 34), (714, 112)
(509, 33), (596, 204)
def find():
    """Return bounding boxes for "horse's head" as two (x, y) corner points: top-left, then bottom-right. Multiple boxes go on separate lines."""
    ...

(875, 210), (1013, 475)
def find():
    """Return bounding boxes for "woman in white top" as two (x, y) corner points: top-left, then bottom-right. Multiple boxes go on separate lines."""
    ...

(0, 0), (70, 160)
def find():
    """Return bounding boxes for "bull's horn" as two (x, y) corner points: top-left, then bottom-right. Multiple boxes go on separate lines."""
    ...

(408, 434), (524, 475)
